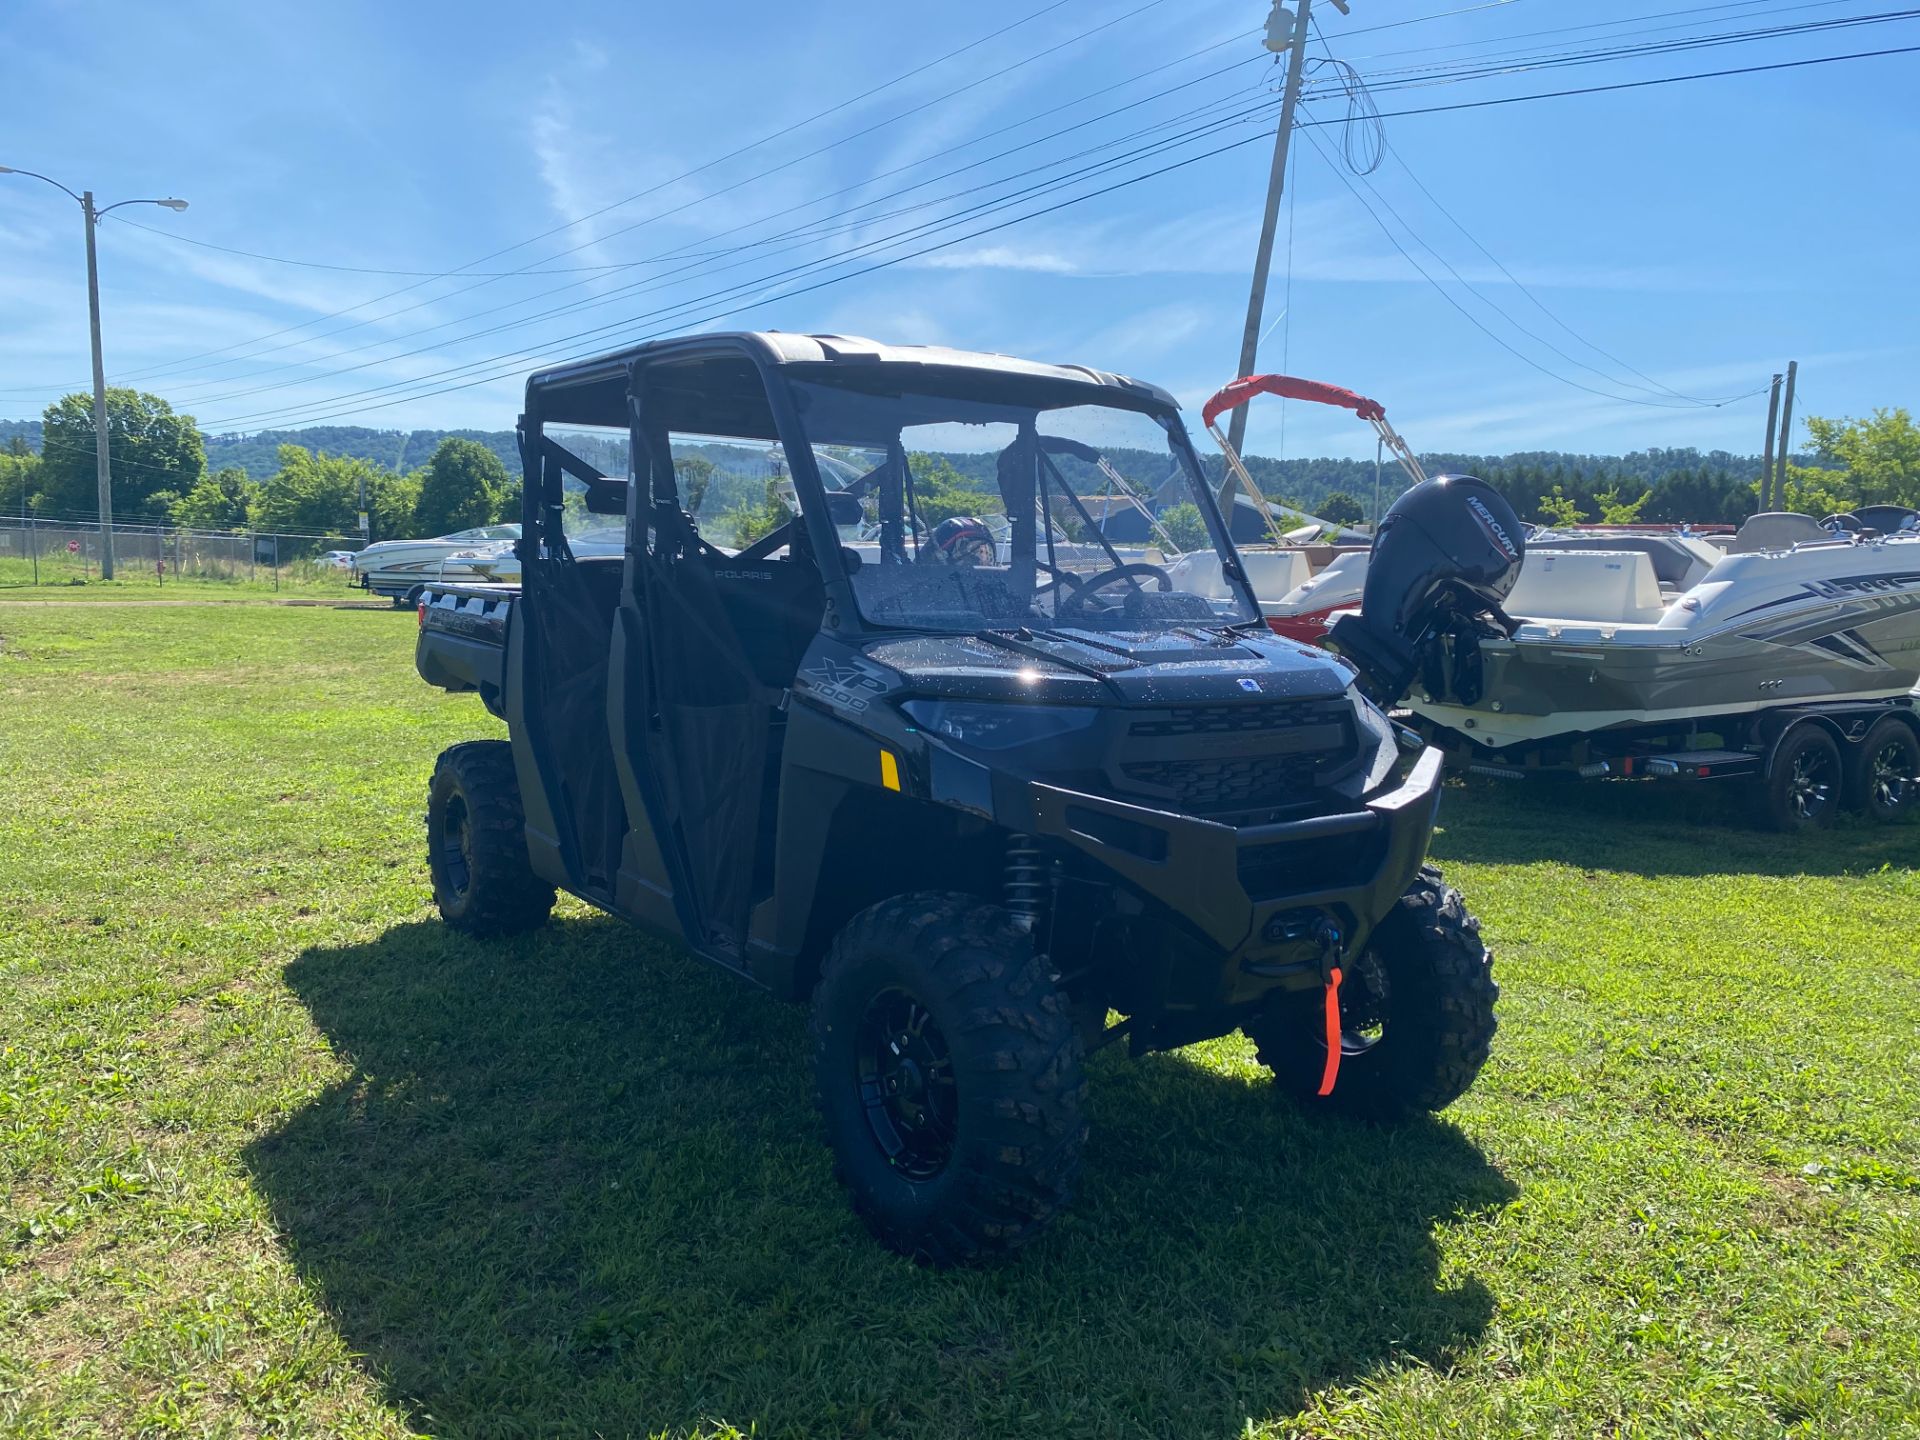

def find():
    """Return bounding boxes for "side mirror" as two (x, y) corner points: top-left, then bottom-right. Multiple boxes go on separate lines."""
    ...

(825, 491), (864, 526)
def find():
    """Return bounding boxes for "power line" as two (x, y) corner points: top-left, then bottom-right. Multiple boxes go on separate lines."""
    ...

(1377, 136), (1752, 405)
(1295, 121), (1770, 411)
(152, 51), (1271, 408)
(200, 125), (1283, 432)
(1345, 0), (1866, 65)
(39, 3), (1217, 405)
(101, 217), (641, 277)
(1337, 0), (1533, 39)
(1345, 6), (1920, 92)
(155, 7), (1881, 418)
(175, 87), (1279, 416)
(200, 97), (1286, 430)
(202, 35), (1913, 432)
(1298, 41), (1920, 127)
(189, 12), (1917, 423)
(19, 8), (1889, 417)
(5, 0), (1110, 395)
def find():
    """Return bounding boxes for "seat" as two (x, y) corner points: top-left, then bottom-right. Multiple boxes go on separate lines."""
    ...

(1532, 535), (1696, 588)
(1167, 548), (1308, 601)
(1854, 504), (1920, 535)
(710, 558), (825, 689)
(1236, 549), (1310, 598)
(1727, 512), (1827, 554)
(1504, 551), (1665, 624)
(573, 554), (626, 619)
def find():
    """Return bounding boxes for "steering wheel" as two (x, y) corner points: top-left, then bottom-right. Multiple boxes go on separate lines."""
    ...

(1822, 512), (1862, 534)
(1054, 562), (1173, 619)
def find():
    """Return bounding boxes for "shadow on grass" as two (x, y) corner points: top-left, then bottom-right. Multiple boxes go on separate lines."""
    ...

(250, 917), (1514, 1440)
(1431, 775), (1920, 879)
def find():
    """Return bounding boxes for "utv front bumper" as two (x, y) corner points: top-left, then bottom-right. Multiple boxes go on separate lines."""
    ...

(1020, 748), (1445, 1009)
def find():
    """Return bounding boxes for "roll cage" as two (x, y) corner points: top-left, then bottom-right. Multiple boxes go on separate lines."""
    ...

(515, 332), (1261, 635)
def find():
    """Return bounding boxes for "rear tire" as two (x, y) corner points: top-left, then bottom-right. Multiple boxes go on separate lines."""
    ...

(1248, 866), (1496, 1120)
(427, 741), (555, 936)
(811, 893), (1086, 1265)
(1759, 725), (1842, 832)
(1845, 717), (1919, 823)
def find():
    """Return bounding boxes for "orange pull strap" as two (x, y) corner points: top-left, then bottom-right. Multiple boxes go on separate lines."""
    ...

(1318, 966), (1345, 1096)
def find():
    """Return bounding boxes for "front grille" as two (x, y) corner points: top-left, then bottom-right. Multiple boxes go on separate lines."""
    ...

(1115, 700), (1357, 815)
(1128, 703), (1336, 738)
(1121, 753), (1326, 810)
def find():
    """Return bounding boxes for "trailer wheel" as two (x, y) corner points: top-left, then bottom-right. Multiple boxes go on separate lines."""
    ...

(1760, 725), (1842, 832)
(394, 585), (424, 611)
(427, 741), (555, 936)
(810, 893), (1086, 1266)
(1248, 866), (1496, 1120)
(1845, 717), (1919, 823)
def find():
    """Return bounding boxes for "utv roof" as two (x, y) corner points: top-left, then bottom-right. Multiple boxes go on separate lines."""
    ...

(524, 331), (1180, 429)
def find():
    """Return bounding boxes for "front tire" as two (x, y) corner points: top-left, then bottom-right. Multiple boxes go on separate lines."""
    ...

(811, 894), (1086, 1265)
(427, 741), (555, 936)
(1845, 717), (1919, 823)
(1249, 866), (1496, 1120)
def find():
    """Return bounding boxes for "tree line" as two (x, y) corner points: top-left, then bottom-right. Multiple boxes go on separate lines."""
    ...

(3, 391), (1915, 547)
(0, 390), (517, 548)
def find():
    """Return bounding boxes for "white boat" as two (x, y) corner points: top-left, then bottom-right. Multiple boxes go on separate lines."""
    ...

(1407, 514), (1920, 751)
(351, 524), (521, 603)
(1330, 483), (1920, 827)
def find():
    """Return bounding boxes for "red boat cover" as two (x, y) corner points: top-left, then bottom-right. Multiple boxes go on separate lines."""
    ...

(1201, 374), (1386, 428)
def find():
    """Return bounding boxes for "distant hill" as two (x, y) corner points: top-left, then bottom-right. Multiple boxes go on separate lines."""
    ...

(0, 419), (44, 450)
(1, 417), (1781, 524)
(199, 426), (521, 479)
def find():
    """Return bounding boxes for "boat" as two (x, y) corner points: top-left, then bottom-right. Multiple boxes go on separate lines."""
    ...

(1405, 509), (1920, 751)
(1200, 373), (1424, 640)
(1327, 480), (1920, 827)
(1269, 524), (1729, 648)
(351, 524), (522, 603)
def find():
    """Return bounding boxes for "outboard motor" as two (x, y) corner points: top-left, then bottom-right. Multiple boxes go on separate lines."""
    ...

(1327, 475), (1526, 706)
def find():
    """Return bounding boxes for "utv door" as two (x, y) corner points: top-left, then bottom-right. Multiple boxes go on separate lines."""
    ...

(612, 356), (826, 964)
(507, 420), (629, 899)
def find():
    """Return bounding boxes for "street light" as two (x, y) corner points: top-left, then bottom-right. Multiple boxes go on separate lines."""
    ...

(0, 165), (189, 579)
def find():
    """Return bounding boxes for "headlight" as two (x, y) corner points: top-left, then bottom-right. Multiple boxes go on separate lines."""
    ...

(902, 699), (1101, 750)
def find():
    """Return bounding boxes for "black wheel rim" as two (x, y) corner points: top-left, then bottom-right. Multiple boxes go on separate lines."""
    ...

(1870, 739), (1913, 812)
(857, 988), (958, 1180)
(437, 793), (473, 898)
(1788, 745), (1836, 820)
(1335, 953), (1391, 1059)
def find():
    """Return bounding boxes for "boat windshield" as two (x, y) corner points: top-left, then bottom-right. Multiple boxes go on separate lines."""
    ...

(784, 371), (1255, 633)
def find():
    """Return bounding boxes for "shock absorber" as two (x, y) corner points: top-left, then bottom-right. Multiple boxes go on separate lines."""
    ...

(1003, 833), (1045, 932)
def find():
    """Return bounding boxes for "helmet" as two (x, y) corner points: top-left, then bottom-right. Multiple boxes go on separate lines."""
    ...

(924, 516), (995, 566)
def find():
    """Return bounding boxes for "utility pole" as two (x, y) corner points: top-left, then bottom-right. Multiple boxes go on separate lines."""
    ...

(1759, 373), (1782, 511)
(1775, 360), (1798, 507)
(81, 191), (115, 579)
(1227, 0), (1325, 460)
(0, 167), (187, 581)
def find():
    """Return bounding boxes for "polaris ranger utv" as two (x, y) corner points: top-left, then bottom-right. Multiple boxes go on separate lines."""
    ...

(412, 332), (1520, 1264)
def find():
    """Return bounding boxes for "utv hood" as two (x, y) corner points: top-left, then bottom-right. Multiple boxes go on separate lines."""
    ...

(864, 627), (1355, 705)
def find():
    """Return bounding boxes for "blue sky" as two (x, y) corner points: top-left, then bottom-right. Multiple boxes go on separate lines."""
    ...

(2, 0), (1916, 462)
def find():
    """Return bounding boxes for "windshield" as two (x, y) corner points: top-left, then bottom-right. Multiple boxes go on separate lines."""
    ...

(786, 373), (1255, 633)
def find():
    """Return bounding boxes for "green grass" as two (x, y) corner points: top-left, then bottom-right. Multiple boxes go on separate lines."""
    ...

(0, 560), (354, 598)
(1, 602), (1916, 1439)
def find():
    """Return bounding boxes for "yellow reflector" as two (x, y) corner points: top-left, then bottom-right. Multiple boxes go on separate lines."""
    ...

(879, 750), (901, 791)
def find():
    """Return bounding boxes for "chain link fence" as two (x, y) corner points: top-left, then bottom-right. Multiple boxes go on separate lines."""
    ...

(0, 519), (366, 593)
